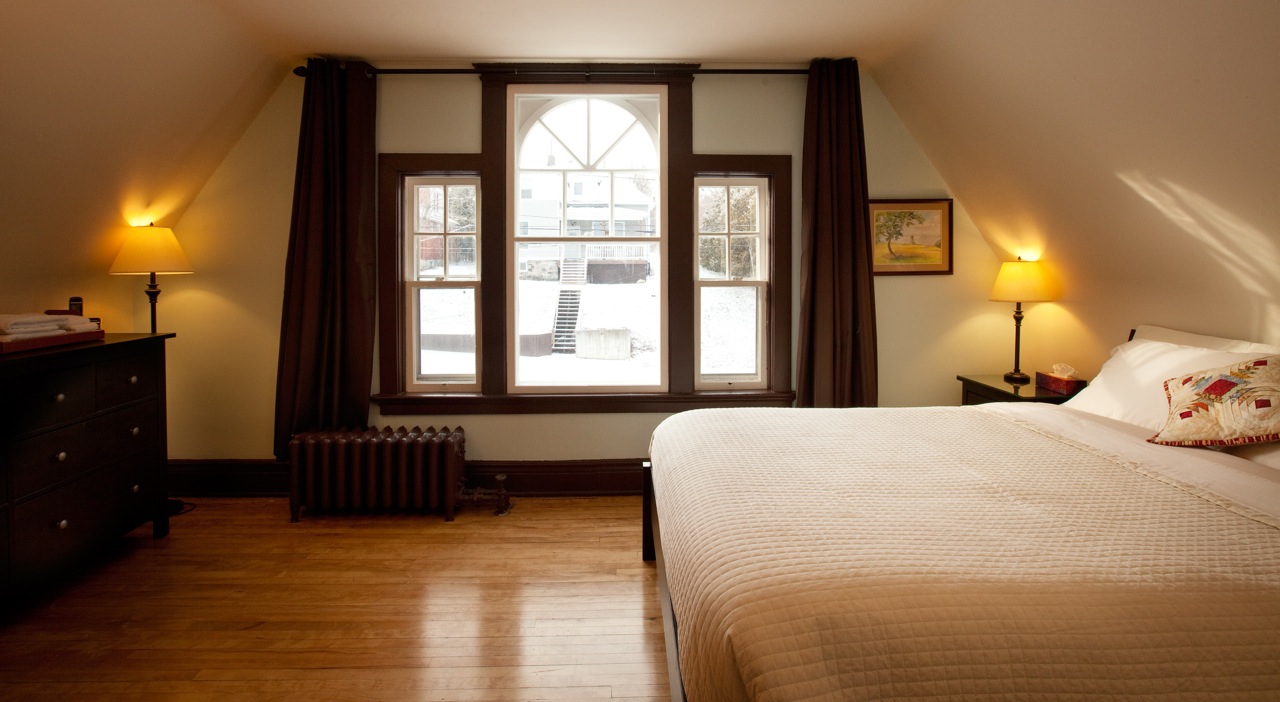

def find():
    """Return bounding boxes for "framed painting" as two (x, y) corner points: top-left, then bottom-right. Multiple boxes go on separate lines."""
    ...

(869, 199), (953, 275)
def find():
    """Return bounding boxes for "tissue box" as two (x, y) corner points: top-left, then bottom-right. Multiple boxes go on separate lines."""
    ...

(1036, 371), (1087, 396)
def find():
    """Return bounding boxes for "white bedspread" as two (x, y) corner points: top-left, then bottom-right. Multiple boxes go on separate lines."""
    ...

(648, 405), (1280, 701)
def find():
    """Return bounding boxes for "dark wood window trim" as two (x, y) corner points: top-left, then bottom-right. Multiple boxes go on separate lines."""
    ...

(374, 65), (794, 414)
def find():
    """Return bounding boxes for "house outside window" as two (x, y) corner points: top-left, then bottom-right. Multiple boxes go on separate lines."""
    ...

(509, 86), (667, 393)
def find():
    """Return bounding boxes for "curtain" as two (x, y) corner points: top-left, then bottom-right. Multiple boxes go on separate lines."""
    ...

(273, 57), (378, 459)
(795, 58), (878, 408)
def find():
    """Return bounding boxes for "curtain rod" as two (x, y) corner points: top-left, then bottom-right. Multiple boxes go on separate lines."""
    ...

(292, 65), (810, 77)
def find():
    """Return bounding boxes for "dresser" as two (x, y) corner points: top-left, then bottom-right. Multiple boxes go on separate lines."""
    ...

(0, 333), (173, 594)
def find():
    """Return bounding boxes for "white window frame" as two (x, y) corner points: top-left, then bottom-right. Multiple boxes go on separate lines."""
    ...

(694, 176), (770, 390)
(403, 175), (482, 392)
(505, 84), (669, 394)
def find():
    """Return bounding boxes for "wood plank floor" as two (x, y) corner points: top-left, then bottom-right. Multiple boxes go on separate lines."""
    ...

(0, 496), (669, 701)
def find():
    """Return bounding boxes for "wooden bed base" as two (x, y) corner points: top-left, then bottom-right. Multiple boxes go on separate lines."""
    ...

(643, 461), (688, 702)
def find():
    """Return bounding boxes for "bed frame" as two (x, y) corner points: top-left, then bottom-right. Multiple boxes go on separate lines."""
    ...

(642, 461), (687, 702)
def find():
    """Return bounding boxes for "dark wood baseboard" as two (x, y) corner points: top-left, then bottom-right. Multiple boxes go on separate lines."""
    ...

(467, 458), (645, 496)
(167, 458), (645, 498)
(168, 459), (289, 497)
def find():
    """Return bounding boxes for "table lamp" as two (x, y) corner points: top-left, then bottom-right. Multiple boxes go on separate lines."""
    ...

(989, 257), (1053, 384)
(109, 224), (194, 333)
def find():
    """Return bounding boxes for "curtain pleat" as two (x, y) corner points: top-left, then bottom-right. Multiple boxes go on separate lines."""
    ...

(273, 57), (378, 459)
(796, 58), (878, 408)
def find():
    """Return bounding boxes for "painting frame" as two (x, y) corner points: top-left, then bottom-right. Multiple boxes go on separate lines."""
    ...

(869, 198), (953, 275)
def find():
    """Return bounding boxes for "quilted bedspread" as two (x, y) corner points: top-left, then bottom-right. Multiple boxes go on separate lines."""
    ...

(648, 406), (1280, 701)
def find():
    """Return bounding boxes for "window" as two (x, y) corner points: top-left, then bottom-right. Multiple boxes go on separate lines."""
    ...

(696, 177), (769, 389)
(374, 66), (793, 414)
(403, 176), (481, 391)
(510, 87), (666, 392)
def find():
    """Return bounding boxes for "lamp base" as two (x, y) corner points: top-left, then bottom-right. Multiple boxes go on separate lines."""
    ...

(1004, 370), (1031, 385)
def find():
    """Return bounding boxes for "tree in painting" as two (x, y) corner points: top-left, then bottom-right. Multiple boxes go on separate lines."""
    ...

(874, 210), (925, 259)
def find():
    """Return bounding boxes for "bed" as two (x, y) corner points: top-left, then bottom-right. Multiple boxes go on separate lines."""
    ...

(644, 326), (1280, 701)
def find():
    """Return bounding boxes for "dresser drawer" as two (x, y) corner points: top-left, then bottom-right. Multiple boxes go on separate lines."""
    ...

(10, 466), (117, 587)
(115, 448), (165, 531)
(3, 364), (95, 435)
(8, 422), (100, 500)
(0, 509), (9, 593)
(92, 400), (160, 458)
(96, 351), (160, 410)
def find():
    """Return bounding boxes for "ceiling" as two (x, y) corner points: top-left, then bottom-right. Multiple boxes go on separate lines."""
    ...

(206, 0), (959, 66)
(1, 0), (1277, 343)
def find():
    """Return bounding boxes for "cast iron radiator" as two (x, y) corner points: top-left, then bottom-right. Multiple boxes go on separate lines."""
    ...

(288, 426), (467, 522)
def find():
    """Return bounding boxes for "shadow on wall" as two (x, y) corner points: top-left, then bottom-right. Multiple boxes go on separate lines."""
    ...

(1118, 171), (1280, 344)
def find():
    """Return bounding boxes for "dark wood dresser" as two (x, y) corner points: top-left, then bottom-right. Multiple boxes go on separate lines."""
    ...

(0, 333), (173, 595)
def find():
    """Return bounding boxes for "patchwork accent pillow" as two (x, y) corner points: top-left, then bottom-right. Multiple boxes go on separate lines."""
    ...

(1148, 355), (1280, 446)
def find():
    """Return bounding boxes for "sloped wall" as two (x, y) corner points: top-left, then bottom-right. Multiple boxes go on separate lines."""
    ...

(167, 69), (1013, 460)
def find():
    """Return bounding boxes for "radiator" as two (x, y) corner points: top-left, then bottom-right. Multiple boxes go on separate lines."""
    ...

(288, 426), (466, 522)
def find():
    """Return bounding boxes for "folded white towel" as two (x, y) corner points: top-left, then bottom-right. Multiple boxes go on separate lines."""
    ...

(0, 330), (67, 343)
(65, 322), (101, 333)
(0, 313), (96, 334)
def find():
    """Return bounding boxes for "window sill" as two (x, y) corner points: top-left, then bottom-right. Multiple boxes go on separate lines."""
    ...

(371, 390), (796, 415)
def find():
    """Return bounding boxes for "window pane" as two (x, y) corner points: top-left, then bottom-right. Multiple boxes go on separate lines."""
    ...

(566, 172), (611, 236)
(518, 172), (563, 237)
(415, 235), (445, 279)
(729, 185), (758, 233)
(615, 171), (659, 237)
(699, 235), (728, 280)
(541, 100), (589, 165)
(598, 123), (659, 170)
(587, 99), (635, 165)
(700, 286), (759, 377)
(519, 120), (582, 170)
(446, 235), (477, 278)
(447, 185), (476, 233)
(729, 235), (760, 280)
(416, 185), (444, 233)
(514, 241), (661, 388)
(698, 186), (727, 233)
(417, 287), (476, 381)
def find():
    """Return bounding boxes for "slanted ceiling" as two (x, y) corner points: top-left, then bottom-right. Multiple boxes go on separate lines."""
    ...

(1, 0), (1277, 339)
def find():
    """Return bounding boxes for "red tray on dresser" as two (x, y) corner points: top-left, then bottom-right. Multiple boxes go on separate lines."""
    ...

(0, 329), (105, 354)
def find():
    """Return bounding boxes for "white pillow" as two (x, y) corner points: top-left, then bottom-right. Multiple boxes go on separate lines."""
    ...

(1062, 338), (1266, 432)
(1228, 442), (1280, 470)
(1132, 325), (1280, 355)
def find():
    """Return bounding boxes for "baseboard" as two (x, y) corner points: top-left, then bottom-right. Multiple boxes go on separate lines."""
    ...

(467, 458), (645, 496)
(166, 458), (645, 498)
(167, 459), (289, 497)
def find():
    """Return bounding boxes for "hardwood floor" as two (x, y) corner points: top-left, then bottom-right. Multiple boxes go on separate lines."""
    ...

(0, 496), (669, 701)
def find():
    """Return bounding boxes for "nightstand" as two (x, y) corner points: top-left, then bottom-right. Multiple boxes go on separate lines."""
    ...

(956, 374), (1081, 405)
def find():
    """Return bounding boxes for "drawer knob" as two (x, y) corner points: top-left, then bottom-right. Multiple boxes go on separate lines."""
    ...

(56, 519), (69, 530)
(56, 451), (68, 462)
(129, 375), (139, 385)
(54, 392), (66, 403)
(131, 426), (141, 436)
(131, 484), (142, 494)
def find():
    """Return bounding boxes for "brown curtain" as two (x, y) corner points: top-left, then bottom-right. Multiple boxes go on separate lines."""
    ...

(795, 58), (878, 408)
(273, 57), (378, 459)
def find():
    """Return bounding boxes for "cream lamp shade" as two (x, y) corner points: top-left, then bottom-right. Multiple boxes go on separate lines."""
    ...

(108, 225), (194, 275)
(109, 224), (193, 334)
(989, 258), (1053, 303)
(989, 257), (1053, 385)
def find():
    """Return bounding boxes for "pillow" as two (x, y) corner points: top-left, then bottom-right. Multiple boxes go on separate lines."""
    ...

(1062, 338), (1265, 431)
(1147, 356), (1280, 446)
(1227, 442), (1280, 470)
(1132, 324), (1280, 355)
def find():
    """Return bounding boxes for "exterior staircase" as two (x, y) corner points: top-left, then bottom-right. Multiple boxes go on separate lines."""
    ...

(560, 257), (587, 285)
(552, 289), (582, 353)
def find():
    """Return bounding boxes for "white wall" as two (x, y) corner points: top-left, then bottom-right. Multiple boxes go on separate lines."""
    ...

(168, 68), (1009, 460)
